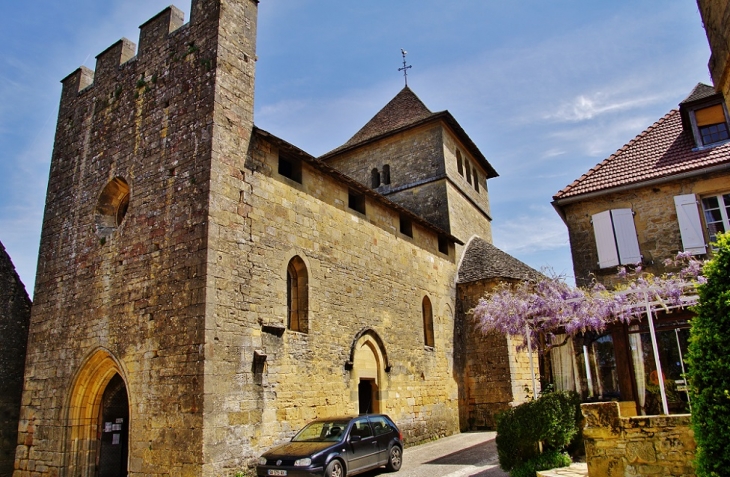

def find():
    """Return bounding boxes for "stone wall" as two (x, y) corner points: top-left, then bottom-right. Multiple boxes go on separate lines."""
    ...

(697, 0), (730, 111)
(0, 242), (31, 477)
(15, 2), (249, 476)
(237, 133), (461, 456)
(455, 279), (537, 430)
(582, 402), (695, 477)
(325, 122), (493, 251)
(559, 170), (730, 287)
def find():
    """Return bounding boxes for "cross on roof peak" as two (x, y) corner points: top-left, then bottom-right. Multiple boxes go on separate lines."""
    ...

(398, 49), (412, 86)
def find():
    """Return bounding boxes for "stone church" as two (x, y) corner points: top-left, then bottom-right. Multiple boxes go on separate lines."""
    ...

(12, 1), (539, 475)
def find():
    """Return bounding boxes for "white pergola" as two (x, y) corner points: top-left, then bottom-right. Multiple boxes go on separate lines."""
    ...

(525, 281), (698, 415)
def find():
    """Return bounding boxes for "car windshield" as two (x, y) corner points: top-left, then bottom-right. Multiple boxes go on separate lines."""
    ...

(291, 420), (351, 442)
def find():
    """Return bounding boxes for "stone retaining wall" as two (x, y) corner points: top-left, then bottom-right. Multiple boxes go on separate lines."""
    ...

(581, 402), (695, 477)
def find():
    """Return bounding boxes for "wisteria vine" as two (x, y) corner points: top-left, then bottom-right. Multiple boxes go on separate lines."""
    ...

(472, 252), (704, 352)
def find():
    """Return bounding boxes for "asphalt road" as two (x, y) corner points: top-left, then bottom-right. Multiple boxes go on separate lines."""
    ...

(362, 431), (509, 477)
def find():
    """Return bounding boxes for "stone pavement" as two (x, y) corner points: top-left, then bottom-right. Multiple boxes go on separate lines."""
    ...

(537, 463), (588, 477)
(388, 431), (508, 477)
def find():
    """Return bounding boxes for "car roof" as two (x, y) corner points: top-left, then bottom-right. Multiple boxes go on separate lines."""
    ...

(310, 414), (392, 422)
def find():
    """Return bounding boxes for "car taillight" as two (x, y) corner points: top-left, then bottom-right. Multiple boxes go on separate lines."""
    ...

(399, 430), (403, 441)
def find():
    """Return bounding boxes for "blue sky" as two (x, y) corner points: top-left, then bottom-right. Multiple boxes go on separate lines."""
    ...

(0, 1), (712, 296)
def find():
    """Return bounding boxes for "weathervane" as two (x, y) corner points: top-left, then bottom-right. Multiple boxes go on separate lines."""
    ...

(398, 49), (412, 86)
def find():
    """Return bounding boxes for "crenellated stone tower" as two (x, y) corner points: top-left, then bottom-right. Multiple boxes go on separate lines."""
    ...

(15, 1), (259, 476)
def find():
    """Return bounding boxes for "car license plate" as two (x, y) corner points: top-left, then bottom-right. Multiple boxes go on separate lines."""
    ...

(267, 471), (287, 476)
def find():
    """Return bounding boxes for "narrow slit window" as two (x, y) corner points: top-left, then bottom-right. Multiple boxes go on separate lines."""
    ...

(371, 168), (381, 188)
(456, 150), (463, 176)
(422, 296), (434, 348)
(287, 256), (308, 333)
(438, 236), (449, 255)
(382, 165), (391, 185)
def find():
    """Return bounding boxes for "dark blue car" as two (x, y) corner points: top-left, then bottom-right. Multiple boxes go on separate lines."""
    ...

(256, 414), (403, 477)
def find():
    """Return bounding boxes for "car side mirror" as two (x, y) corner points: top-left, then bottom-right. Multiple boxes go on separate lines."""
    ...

(349, 435), (362, 443)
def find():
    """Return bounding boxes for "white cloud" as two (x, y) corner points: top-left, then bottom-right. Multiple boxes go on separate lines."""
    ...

(547, 92), (664, 122)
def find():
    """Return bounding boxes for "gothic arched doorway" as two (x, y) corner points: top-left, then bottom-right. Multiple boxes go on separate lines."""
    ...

(97, 374), (129, 477)
(348, 329), (390, 414)
(66, 349), (129, 477)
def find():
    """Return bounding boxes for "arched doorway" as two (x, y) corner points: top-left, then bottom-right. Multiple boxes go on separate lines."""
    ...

(97, 374), (129, 477)
(349, 329), (390, 414)
(66, 350), (129, 477)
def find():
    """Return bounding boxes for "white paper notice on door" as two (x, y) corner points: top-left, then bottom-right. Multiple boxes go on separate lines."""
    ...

(104, 422), (112, 433)
(112, 434), (120, 445)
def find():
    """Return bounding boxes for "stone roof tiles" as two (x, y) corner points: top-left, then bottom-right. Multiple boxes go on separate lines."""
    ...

(457, 237), (543, 283)
(553, 108), (730, 201)
(319, 86), (498, 178)
(343, 86), (434, 147)
(679, 82), (717, 105)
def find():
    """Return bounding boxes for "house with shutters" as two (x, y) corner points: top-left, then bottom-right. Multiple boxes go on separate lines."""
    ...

(551, 83), (730, 415)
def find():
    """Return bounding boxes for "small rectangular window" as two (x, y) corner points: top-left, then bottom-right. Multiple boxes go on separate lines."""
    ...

(348, 190), (366, 215)
(400, 215), (413, 237)
(438, 236), (449, 255)
(278, 155), (302, 183)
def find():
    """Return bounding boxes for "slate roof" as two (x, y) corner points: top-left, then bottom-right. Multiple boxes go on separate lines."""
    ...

(553, 104), (730, 201)
(679, 83), (717, 105)
(457, 237), (543, 283)
(341, 86), (434, 147)
(320, 87), (498, 179)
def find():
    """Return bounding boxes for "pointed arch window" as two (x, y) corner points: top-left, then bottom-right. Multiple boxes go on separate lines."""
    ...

(422, 296), (434, 348)
(287, 256), (309, 333)
(456, 150), (464, 176)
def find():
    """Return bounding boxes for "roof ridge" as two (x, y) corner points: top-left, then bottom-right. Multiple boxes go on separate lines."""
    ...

(554, 109), (679, 199)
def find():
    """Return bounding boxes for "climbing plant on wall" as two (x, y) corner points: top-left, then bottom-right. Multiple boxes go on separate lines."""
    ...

(472, 253), (703, 353)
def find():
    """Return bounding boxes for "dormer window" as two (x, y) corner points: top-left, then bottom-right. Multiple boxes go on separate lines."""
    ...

(696, 104), (729, 145)
(688, 102), (730, 148)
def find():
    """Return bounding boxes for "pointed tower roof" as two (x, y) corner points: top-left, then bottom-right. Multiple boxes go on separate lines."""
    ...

(342, 86), (435, 147)
(679, 83), (718, 105)
(320, 87), (498, 178)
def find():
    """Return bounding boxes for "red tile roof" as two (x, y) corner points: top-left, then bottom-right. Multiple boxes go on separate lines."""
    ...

(553, 108), (730, 200)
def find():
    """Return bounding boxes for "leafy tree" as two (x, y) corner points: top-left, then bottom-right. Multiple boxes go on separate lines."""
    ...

(687, 232), (730, 477)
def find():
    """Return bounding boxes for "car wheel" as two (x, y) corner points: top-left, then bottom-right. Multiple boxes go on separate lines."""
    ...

(325, 459), (345, 477)
(386, 445), (402, 472)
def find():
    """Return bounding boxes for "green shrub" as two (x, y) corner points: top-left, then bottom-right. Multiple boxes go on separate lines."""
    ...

(509, 450), (572, 477)
(495, 391), (580, 471)
(687, 232), (730, 477)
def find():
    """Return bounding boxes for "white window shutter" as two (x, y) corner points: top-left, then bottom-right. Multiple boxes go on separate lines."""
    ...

(592, 211), (619, 268)
(674, 194), (707, 255)
(611, 208), (642, 265)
